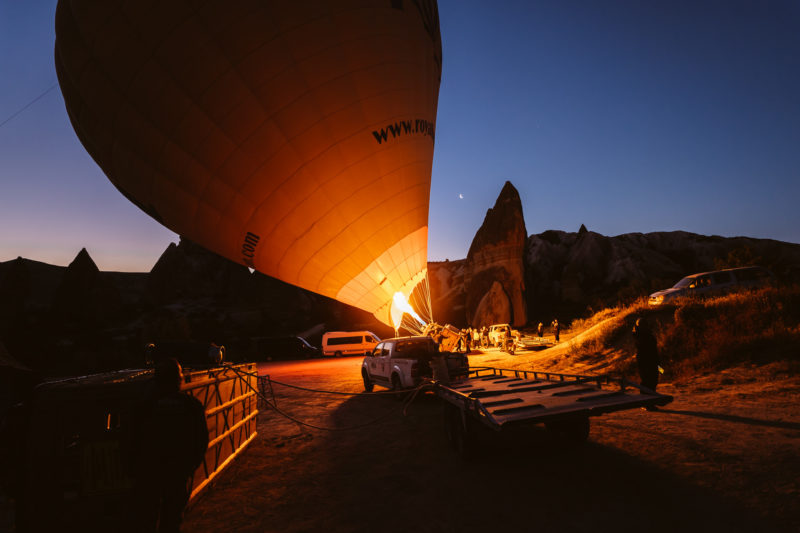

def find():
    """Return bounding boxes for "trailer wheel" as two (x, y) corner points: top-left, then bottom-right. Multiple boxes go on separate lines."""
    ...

(334, 351), (342, 357)
(546, 416), (590, 445)
(362, 370), (373, 392)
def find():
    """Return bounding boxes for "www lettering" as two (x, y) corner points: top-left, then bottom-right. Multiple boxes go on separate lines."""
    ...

(372, 118), (435, 144)
(241, 231), (260, 267)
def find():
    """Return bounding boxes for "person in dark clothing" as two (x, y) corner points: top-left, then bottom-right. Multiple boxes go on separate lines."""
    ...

(537, 322), (544, 338)
(133, 358), (209, 533)
(552, 319), (560, 342)
(632, 318), (661, 409)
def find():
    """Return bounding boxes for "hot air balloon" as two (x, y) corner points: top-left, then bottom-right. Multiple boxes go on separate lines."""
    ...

(54, 0), (442, 328)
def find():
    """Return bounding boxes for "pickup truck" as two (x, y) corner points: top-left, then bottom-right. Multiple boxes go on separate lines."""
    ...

(361, 336), (469, 392)
(487, 324), (522, 351)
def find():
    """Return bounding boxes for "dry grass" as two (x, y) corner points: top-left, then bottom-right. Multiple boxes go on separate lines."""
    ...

(558, 285), (800, 380)
(659, 285), (800, 378)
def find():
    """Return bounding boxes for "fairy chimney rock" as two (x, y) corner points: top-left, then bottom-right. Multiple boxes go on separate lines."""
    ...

(464, 181), (528, 327)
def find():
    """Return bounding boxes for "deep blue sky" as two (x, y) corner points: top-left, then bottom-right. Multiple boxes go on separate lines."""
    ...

(2, 0), (799, 271)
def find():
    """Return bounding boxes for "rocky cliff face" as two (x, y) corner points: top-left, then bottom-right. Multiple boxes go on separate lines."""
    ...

(145, 238), (251, 306)
(525, 228), (800, 320)
(464, 181), (528, 327)
(427, 259), (466, 326)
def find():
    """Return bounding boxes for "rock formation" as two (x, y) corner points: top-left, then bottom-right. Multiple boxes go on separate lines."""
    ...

(145, 238), (251, 305)
(525, 229), (800, 320)
(52, 248), (122, 327)
(427, 259), (466, 326)
(464, 181), (528, 327)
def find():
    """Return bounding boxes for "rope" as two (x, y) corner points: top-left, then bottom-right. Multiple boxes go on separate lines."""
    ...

(267, 377), (411, 396)
(0, 83), (58, 129)
(222, 363), (432, 432)
(224, 368), (415, 397)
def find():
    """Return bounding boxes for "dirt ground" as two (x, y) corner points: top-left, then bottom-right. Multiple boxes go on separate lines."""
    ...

(183, 348), (800, 533)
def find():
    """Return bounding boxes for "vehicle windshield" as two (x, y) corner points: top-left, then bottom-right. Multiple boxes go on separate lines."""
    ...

(673, 276), (695, 289)
(393, 339), (436, 359)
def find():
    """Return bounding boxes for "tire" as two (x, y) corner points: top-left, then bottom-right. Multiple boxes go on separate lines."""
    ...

(362, 370), (374, 392)
(334, 351), (342, 358)
(391, 374), (404, 401)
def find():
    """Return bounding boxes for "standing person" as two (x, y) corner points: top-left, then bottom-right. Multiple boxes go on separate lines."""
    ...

(632, 317), (661, 406)
(133, 358), (209, 532)
(552, 319), (560, 343)
(537, 322), (544, 338)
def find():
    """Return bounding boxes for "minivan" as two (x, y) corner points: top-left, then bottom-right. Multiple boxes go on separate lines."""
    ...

(322, 331), (381, 357)
(648, 266), (774, 305)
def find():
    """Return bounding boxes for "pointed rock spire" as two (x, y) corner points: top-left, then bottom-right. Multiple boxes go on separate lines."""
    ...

(464, 181), (528, 327)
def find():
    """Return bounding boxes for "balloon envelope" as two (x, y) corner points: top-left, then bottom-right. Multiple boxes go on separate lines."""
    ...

(55, 0), (442, 326)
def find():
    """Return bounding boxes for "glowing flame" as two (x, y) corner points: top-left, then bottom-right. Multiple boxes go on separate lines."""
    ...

(390, 291), (425, 331)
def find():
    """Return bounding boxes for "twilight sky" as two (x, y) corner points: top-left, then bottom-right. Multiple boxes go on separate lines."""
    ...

(1, 0), (799, 272)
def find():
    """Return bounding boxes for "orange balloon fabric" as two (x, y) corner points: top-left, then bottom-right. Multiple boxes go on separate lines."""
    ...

(55, 0), (442, 326)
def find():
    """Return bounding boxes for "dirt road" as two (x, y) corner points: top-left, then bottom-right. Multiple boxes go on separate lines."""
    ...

(184, 352), (800, 533)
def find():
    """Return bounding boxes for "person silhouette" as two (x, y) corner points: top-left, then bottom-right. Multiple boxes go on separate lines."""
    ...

(632, 317), (661, 409)
(132, 358), (208, 532)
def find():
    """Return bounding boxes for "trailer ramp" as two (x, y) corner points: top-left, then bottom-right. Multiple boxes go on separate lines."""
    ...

(436, 367), (672, 451)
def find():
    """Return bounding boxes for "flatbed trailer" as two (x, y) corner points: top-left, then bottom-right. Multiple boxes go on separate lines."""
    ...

(436, 366), (673, 454)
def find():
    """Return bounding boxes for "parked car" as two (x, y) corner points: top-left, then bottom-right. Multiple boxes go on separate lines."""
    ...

(322, 331), (380, 357)
(487, 324), (511, 346)
(648, 266), (774, 306)
(486, 324), (521, 351)
(361, 336), (469, 392)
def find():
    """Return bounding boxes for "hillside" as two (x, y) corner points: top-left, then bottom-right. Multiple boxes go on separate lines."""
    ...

(486, 284), (800, 383)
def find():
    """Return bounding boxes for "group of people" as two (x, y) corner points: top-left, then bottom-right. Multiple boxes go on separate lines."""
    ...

(535, 319), (561, 342)
(455, 325), (518, 351)
(452, 319), (565, 352)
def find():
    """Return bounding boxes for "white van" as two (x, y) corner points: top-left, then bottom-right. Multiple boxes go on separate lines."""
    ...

(322, 331), (381, 357)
